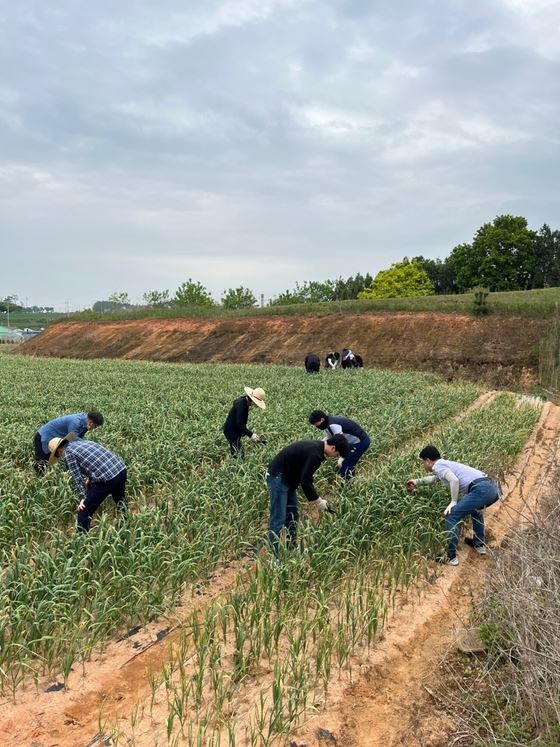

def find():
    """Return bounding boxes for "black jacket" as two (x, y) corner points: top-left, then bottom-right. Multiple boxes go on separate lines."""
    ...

(268, 440), (325, 501)
(223, 396), (252, 439)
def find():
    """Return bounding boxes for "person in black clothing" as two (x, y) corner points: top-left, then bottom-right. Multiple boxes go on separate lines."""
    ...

(223, 386), (266, 457)
(266, 434), (350, 555)
(354, 353), (364, 368)
(341, 348), (357, 369)
(309, 410), (371, 480)
(304, 352), (320, 373)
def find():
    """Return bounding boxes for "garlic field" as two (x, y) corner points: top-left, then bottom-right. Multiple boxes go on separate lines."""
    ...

(0, 354), (542, 745)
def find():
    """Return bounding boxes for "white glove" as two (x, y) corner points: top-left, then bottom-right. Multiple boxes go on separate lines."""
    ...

(312, 497), (329, 512)
(337, 457), (344, 468)
(443, 501), (457, 516)
(251, 433), (261, 442)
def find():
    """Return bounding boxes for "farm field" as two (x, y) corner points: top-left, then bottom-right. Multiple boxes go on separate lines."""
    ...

(0, 353), (544, 746)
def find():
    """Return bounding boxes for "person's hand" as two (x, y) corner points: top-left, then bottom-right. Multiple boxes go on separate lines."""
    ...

(312, 497), (329, 512)
(337, 457), (344, 469)
(77, 499), (86, 512)
(251, 433), (261, 443)
(406, 479), (417, 493)
(443, 500), (457, 516)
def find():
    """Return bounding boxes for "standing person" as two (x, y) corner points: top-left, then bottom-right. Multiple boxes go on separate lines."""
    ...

(266, 434), (349, 556)
(341, 348), (357, 369)
(308, 410), (371, 480)
(304, 352), (320, 373)
(406, 445), (500, 566)
(325, 351), (339, 369)
(34, 411), (104, 474)
(223, 386), (266, 458)
(48, 434), (127, 533)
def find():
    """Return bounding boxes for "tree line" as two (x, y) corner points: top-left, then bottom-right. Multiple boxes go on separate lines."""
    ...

(91, 214), (560, 310)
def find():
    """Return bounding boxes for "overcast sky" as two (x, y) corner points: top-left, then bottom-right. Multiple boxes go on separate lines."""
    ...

(1, 0), (559, 309)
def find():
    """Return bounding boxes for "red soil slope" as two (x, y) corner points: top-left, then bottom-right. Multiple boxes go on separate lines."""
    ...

(21, 312), (546, 387)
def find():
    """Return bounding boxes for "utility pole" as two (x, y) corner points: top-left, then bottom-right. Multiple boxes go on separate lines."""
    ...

(260, 293), (264, 308)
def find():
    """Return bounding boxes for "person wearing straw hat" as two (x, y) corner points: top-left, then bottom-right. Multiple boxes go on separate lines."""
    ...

(223, 386), (266, 458)
(34, 410), (104, 475)
(48, 433), (128, 533)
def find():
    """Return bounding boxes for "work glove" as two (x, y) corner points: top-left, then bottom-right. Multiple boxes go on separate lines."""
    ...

(406, 479), (417, 493)
(443, 500), (457, 516)
(312, 497), (329, 513)
(251, 433), (261, 443)
(337, 457), (344, 468)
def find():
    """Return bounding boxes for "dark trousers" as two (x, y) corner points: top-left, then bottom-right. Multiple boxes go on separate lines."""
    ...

(225, 433), (244, 458)
(77, 469), (128, 533)
(340, 436), (371, 480)
(305, 362), (320, 373)
(34, 432), (50, 474)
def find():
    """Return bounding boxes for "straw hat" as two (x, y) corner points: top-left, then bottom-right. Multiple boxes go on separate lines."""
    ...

(244, 386), (266, 409)
(48, 432), (77, 465)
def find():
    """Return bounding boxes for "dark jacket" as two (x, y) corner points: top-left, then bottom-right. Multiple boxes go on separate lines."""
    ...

(223, 396), (252, 439)
(267, 440), (325, 501)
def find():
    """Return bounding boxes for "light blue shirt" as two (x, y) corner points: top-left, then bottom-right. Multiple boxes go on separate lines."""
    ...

(38, 412), (88, 452)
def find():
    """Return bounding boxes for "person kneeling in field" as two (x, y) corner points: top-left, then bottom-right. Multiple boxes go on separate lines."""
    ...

(266, 434), (349, 557)
(34, 410), (104, 475)
(48, 434), (127, 533)
(406, 445), (500, 566)
(223, 386), (266, 458)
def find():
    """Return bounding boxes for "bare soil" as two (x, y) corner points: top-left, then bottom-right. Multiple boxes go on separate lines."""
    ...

(21, 313), (546, 388)
(1, 399), (557, 747)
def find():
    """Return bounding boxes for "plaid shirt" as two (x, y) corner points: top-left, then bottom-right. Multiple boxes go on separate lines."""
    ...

(63, 440), (126, 501)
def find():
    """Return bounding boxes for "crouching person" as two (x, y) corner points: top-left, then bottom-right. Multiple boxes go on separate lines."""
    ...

(48, 434), (128, 533)
(406, 445), (500, 566)
(266, 434), (349, 557)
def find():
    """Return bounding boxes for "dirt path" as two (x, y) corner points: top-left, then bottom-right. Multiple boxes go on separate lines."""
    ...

(293, 401), (560, 747)
(0, 397), (554, 747)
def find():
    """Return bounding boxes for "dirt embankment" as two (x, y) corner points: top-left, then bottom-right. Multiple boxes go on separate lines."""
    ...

(21, 312), (546, 387)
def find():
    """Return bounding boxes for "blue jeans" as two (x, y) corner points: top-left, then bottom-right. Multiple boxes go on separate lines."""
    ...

(340, 435), (371, 480)
(267, 473), (298, 556)
(445, 479), (499, 558)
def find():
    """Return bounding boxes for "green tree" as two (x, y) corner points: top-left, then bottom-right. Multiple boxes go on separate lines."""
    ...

(358, 259), (434, 299)
(412, 256), (457, 294)
(108, 291), (131, 306)
(173, 279), (214, 307)
(221, 286), (257, 309)
(143, 289), (170, 307)
(449, 215), (537, 292)
(530, 224), (560, 288)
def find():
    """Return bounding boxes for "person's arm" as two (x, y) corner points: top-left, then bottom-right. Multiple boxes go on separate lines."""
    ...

(406, 475), (437, 491)
(64, 451), (88, 502)
(300, 454), (322, 501)
(441, 468), (460, 514)
(235, 400), (253, 438)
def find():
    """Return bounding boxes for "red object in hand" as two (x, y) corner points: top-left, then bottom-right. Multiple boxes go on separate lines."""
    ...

(406, 480), (416, 493)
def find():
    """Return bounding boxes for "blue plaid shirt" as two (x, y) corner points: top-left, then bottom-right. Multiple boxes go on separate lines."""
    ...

(62, 440), (126, 501)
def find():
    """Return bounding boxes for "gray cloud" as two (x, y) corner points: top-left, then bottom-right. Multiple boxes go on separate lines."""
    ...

(1, 0), (559, 309)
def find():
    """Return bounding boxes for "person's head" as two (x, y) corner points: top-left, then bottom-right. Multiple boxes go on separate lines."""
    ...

(324, 434), (350, 459)
(86, 411), (104, 430)
(419, 445), (441, 472)
(244, 386), (266, 410)
(48, 432), (77, 465)
(309, 409), (328, 429)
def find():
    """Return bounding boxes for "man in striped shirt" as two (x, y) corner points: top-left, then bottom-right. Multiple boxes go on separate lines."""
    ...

(406, 445), (500, 565)
(48, 434), (127, 533)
